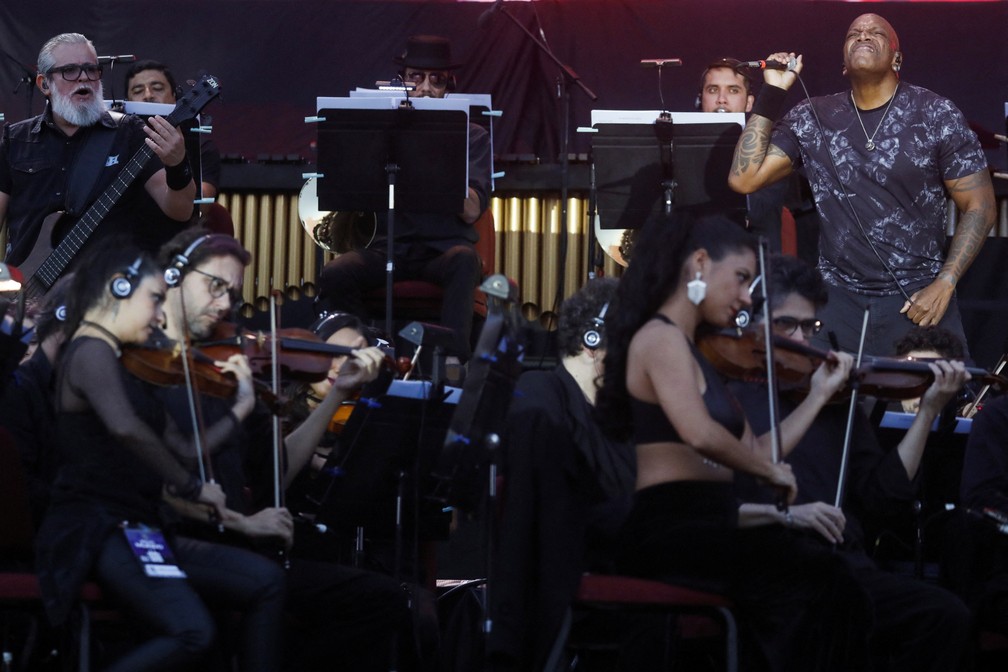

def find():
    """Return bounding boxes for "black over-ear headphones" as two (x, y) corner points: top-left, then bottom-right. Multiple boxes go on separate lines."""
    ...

(110, 256), (143, 299)
(582, 301), (610, 350)
(164, 234), (212, 287)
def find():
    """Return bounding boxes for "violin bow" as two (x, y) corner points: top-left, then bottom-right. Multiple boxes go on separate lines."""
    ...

(177, 288), (221, 529)
(834, 307), (870, 509)
(757, 240), (787, 512)
(962, 353), (1008, 419)
(269, 292), (285, 512)
(268, 291), (291, 569)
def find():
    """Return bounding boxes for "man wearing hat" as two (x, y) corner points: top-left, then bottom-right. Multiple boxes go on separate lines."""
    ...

(317, 35), (492, 363)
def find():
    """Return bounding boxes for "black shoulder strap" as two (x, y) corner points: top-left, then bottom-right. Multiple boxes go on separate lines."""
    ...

(64, 112), (123, 216)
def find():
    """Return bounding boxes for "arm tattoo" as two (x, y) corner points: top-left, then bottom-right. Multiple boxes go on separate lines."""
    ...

(731, 117), (773, 177)
(942, 171), (996, 282)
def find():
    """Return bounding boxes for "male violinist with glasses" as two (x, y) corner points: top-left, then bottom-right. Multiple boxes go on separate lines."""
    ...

(730, 254), (973, 672)
(140, 227), (411, 671)
(0, 33), (196, 267)
(316, 34), (492, 364)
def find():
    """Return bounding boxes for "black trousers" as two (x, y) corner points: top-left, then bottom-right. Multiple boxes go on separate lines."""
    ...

(94, 533), (286, 672)
(848, 559), (971, 672)
(618, 482), (873, 672)
(282, 557), (409, 672)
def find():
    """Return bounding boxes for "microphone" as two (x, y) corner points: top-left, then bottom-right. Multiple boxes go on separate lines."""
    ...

(640, 58), (682, 68)
(737, 58), (797, 72)
(97, 54), (136, 65)
(477, 0), (503, 29)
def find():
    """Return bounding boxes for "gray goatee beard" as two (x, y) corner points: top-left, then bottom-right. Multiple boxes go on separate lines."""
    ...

(50, 81), (105, 128)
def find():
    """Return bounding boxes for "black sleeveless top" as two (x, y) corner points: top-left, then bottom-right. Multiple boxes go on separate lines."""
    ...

(630, 315), (746, 444)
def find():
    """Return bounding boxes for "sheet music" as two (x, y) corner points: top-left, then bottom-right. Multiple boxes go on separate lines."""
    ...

(316, 95), (472, 197)
(317, 95), (470, 116)
(590, 110), (745, 128)
(104, 100), (203, 126)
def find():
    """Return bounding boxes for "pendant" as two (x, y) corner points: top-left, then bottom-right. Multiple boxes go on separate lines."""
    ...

(866, 140), (875, 151)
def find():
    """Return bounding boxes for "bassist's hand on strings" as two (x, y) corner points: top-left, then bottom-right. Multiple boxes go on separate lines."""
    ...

(900, 274), (955, 327)
(143, 114), (187, 167)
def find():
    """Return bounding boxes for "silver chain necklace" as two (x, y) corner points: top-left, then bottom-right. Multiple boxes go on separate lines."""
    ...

(850, 83), (899, 151)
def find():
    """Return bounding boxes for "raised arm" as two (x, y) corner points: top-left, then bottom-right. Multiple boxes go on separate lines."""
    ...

(143, 115), (197, 221)
(282, 346), (384, 488)
(728, 53), (802, 195)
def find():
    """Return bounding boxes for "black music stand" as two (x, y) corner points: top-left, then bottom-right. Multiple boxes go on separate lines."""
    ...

(592, 117), (747, 232)
(310, 379), (458, 580)
(315, 104), (469, 342)
(870, 407), (971, 579)
(433, 273), (525, 640)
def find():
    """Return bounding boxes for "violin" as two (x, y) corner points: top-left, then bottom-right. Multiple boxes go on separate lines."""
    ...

(698, 326), (1008, 401)
(196, 322), (412, 382)
(326, 397), (357, 435)
(121, 336), (286, 412)
(697, 326), (830, 391)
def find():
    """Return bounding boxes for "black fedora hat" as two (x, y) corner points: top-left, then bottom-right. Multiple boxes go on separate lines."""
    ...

(393, 35), (462, 70)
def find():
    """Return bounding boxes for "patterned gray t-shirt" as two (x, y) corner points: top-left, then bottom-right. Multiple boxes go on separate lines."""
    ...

(771, 83), (987, 296)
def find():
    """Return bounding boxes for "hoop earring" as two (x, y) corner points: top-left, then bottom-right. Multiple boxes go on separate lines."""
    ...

(687, 272), (707, 305)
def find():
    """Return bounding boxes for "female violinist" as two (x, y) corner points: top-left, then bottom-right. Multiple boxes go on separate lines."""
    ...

(34, 242), (286, 672)
(283, 311), (373, 474)
(596, 212), (871, 671)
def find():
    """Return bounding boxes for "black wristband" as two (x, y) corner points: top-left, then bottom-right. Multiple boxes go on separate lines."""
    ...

(164, 159), (192, 191)
(751, 85), (788, 122)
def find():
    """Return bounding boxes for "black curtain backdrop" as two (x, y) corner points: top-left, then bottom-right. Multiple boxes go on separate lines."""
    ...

(1, 0), (1005, 165)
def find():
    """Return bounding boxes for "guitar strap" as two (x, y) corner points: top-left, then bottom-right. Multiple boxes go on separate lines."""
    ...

(64, 111), (124, 217)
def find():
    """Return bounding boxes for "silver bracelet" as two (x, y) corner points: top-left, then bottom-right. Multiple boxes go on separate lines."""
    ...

(784, 511), (795, 528)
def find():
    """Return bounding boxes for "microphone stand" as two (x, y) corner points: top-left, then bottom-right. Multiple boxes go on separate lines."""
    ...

(97, 55), (136, 107)
(494, 5), (597, 300)
(1, 45), (37, 120)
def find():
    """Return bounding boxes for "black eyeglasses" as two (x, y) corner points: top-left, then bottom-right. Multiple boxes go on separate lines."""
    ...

(46, 63), (103, 82)
(191, 268), (242, 304)
(403, 70), (449, 88)
(772, 316), (823, 338)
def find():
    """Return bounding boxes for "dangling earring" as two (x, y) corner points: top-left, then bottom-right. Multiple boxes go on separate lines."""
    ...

(687, 272), (707, 305)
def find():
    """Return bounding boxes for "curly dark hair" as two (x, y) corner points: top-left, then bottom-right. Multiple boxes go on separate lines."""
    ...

(893, 326), (965, 360)
(596, 211), (756, 441)
(765, 254), (829, 312)
(557, 278), (619, 357)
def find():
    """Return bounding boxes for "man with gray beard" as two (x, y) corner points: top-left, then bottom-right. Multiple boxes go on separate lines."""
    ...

(0, 32), (196, 268)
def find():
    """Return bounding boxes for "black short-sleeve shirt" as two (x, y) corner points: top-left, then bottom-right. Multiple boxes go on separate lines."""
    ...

(771, 83), (987, 295)
(0, 103), (163, 265)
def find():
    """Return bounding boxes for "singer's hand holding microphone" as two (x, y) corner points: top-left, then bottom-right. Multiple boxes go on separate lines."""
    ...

(739, 52), (801, 88)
